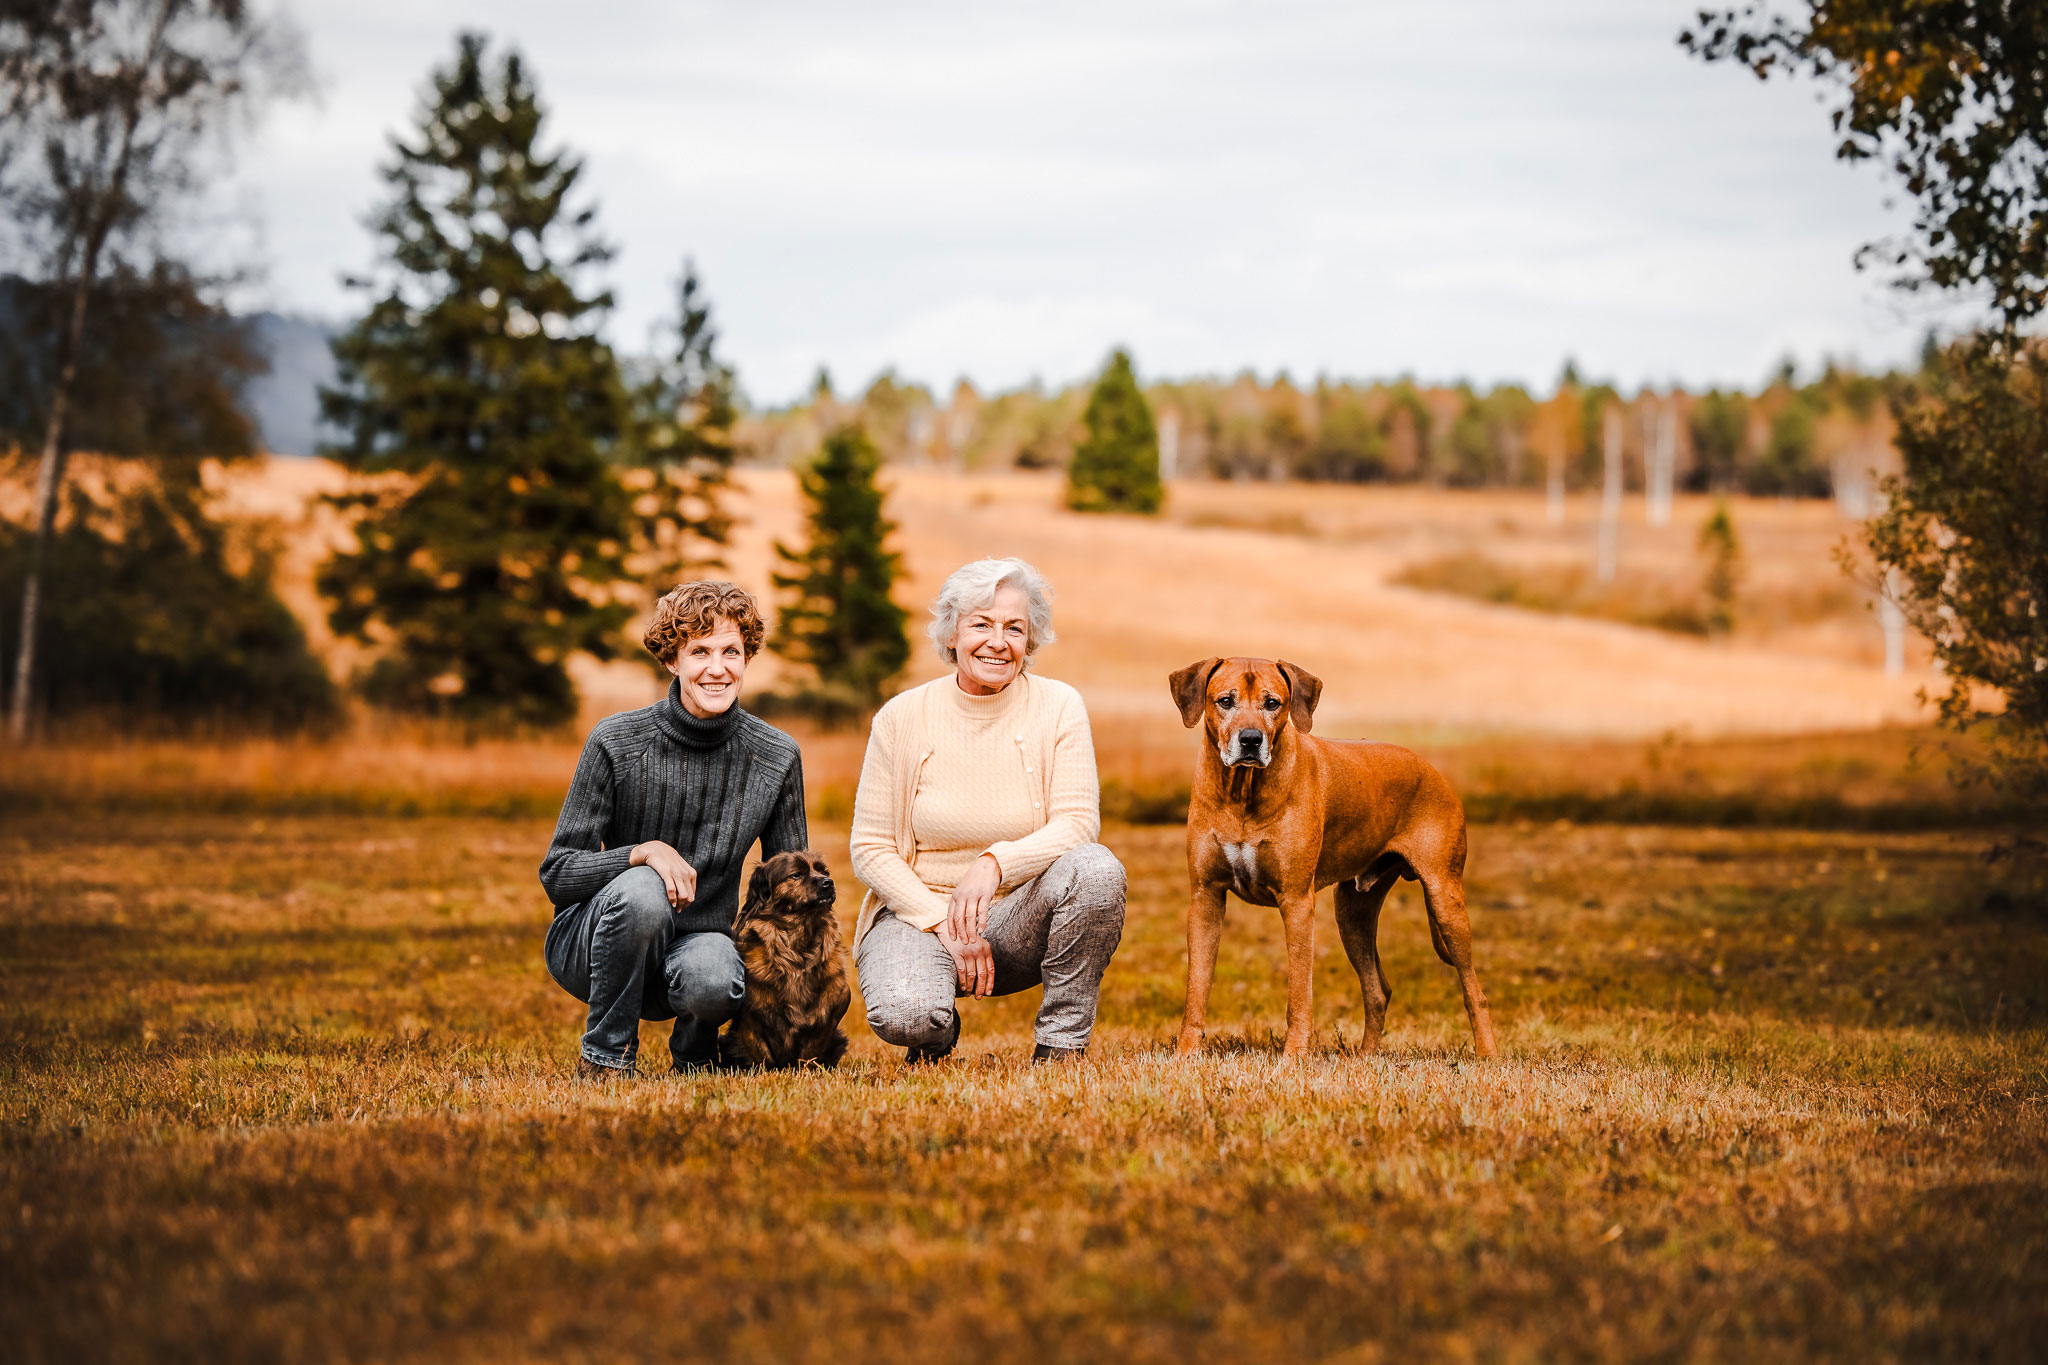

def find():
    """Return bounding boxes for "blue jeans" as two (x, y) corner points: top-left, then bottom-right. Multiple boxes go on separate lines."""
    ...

(543, 865), (747, 1071)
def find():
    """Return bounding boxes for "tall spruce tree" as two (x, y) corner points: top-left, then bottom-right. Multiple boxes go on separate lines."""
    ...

(771, 424), (909, 707)
(1066, 348), (1162, 513)
(318, 32), (633, 727)
(625, 259), (736, 584)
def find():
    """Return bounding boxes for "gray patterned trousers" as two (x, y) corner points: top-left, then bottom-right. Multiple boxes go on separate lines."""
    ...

(855, 842), (1127, 1052)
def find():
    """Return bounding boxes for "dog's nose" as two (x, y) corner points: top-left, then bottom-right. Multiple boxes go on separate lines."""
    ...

(1237, 731), (1263, 752)
(818, 878), (836, 900)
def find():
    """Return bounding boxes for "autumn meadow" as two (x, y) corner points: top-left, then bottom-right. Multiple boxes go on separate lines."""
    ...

(9, 5), (2048, 1362)
(3, 465), (2044, 1363)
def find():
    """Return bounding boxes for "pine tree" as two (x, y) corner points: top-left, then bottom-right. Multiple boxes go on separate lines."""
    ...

(771, 425), (910, 707)
(317, 33), (633, 728)
(1698, 501), (1742, 636)
(626, 259), (737, 583)
(1066, 348), (1162, 513)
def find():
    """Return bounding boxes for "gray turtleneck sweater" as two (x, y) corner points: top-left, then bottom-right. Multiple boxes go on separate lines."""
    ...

(539, 681), (809, 936)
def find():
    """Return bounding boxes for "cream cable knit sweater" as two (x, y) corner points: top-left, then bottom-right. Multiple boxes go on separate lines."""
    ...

(849, 672), (1101, 945)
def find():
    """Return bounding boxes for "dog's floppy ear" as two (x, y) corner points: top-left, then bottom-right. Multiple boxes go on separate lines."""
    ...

(740, 860), (778, 920)
(1168, 658), (1223, 728)
(1277, 659), (1322, 735)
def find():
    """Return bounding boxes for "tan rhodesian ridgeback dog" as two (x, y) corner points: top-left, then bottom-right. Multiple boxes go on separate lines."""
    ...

(1169, 656), (1498, 1059)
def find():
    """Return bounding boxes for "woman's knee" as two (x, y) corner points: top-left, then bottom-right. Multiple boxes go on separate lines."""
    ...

(859, 961), (958, 1048)
(1052, 842), (1127, 912)
(856, 918), (962, 1048)
(601, 866), (673, 943)
(669, 936), (747, 1023)
(865, 995), (958, 1049)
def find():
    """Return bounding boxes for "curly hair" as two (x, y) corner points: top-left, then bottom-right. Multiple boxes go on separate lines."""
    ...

(643, 580), (766, 666)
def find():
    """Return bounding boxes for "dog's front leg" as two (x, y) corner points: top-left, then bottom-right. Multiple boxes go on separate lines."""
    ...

(1279, 891), (1318, 1058)
(1176, 882), (1228, 1055)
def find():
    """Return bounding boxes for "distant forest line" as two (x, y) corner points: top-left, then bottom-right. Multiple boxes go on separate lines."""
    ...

(1, 283), (1907, 509)
(743, 356), (1909, 508)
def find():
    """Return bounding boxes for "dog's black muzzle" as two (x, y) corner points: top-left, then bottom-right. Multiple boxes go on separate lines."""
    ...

(1227, 729), (1270, 767)
(814, 878), (836, 902)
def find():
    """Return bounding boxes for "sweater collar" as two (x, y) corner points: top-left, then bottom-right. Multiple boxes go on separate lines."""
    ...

(940, 670), (1028, 721)
(656, 679), (744, 749)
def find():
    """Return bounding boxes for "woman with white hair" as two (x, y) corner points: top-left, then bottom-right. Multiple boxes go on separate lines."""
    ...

(850, 557), (1126, 1064)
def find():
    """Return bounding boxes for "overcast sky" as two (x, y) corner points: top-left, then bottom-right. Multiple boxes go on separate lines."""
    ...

(231, 0), (1965, 405)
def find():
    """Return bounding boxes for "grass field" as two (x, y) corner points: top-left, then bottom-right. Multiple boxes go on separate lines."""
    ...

(6, 463), (2041, 1360)
(4, 798), (2045, 1362)
(218, 459), (1935, 738)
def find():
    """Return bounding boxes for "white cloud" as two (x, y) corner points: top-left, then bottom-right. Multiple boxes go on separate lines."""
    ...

(229, 0), (1972, 403)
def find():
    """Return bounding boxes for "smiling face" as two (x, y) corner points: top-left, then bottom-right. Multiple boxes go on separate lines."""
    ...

(1168, 656), (1323, 768)
(667, 619), (750, 718)
(949, 582), (1032, 696)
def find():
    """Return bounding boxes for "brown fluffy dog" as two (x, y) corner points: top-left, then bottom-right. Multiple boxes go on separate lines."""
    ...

(1170, 656), (1498, 1060)
(720, 850), (852, 1070)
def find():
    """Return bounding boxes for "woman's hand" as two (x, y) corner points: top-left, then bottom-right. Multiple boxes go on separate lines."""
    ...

(946, 852), (1002, 944)
(941, 854), (1001, 997)
(938, 922), (996, 997)
(630, 840), (697, 909)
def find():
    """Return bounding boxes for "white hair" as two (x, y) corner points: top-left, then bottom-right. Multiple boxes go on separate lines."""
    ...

(928, 557), (1056, 667)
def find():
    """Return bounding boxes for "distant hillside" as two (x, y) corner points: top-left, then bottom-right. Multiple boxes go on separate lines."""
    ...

(0, 279), (340, 459)
(241, 312), (339, 457)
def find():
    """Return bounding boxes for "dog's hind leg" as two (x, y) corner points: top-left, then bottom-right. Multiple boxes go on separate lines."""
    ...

(1334, 871), (1399, 1052)
(1416, 870), (1499, 1059)
(1176, 883), (1228, 1056)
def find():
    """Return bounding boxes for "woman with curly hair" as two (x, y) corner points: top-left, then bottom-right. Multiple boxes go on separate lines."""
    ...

(539, 580), (807, 1077)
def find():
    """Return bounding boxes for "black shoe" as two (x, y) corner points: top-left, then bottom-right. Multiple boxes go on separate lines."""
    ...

(904, 1043), (955, 1066)
(1031, 1043), (1087, 1065)
(575, 1057), (637, 1082)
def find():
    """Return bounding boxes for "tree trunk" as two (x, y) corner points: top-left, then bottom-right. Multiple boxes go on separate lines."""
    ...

(1596, 404), (1622, 583)
(1644, 398), (1675, 528)
(7, 270), (91, 743)
(6, 1), (166, 741)
(1881, 568), (1907, 676)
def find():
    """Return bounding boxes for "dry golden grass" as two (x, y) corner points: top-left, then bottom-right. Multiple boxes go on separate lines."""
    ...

(4, 801), (2045, 1362)
(211, 458), (1933, 739)
(0, 723), (2003, 833)
(1158, 479), (1901, 665)
(705, 468), (1935, 741)
(5, 462), (2035, 1360)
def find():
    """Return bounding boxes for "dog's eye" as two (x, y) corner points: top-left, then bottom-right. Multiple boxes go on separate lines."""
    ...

(1263, 696), (1282, 712)
(1216, 694), (1235, 710)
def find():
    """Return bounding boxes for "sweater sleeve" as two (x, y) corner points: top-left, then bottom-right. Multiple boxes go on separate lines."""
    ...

(984, 688), (1102, 887)
(538, 731), (636, 910)
(761, 749), (809, 858)
(849, 700), (950, 931)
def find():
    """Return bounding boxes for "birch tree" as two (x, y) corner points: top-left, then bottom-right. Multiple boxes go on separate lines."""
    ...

(0, 0), (302, 740)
